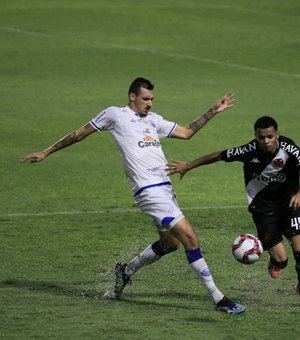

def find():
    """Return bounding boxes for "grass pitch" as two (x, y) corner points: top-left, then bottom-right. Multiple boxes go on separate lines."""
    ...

(1, 0), (300, 339)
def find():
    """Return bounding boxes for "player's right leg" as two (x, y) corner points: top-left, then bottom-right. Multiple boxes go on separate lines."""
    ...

(111, 230), (180, 299)
(124, 230), (180, 276)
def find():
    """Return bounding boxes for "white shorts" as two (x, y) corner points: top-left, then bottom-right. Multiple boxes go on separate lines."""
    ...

(134, 184), (184, 232)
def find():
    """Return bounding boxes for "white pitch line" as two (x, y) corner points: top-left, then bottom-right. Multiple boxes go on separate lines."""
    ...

(1, 25), (299, 79)
(191, 4), (300, 20)
(0, 205), (246, 218)
(115, 46), (300, 79)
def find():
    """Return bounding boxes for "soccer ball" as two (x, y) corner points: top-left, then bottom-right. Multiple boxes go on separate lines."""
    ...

(232, 233), (263, 264)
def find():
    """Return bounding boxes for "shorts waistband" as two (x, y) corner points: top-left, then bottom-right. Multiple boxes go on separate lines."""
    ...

(134, 181), (171, 197)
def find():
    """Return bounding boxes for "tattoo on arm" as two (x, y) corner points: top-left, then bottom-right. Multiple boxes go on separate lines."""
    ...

(188, 108), (215, 133)
(47, 131), (79, 154)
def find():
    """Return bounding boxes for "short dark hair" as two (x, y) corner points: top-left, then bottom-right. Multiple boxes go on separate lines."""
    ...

(254, 116), (278, 131)
(128, 77), (154, 96)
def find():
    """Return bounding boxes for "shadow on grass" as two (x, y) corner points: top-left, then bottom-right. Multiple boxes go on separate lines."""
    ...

(0, 279), (206, 310)
(1, 279), (98, 299)
(121, 291), (207, 310)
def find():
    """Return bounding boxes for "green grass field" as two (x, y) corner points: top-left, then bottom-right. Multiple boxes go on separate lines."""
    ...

(1, 0), (300, 339)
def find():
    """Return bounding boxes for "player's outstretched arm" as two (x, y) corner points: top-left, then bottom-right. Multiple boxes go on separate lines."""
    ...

(166, 151), (222, 180)
(20, 123), (96, 163)
(171, 92), (235, 139)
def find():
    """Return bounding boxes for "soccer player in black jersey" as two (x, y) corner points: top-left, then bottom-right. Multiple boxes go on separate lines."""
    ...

(167, 116), (300, 295)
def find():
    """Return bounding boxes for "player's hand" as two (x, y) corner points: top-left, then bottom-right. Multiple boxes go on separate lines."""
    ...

(212, 92), (235, 114)
(20, 151), (47, 163)
(289, 191), (300, 210)
(165, 160), (189, 180)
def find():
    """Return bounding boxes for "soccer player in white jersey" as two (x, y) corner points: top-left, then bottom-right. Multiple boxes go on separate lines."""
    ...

(167, 116), (300, 296)
(20, 77), (246, 314)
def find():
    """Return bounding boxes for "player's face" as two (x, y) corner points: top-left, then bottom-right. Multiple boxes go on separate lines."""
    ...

(255, 127), (279, 154)
(129, 87), (154, 116)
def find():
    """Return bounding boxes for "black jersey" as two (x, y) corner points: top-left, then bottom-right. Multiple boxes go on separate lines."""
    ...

(220, 136), (300, 214)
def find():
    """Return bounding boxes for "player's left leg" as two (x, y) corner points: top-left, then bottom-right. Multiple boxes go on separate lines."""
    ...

(169, 217), (224, 303)
(170, 217), (246, 313)
(268, 242), (288, 278)
(253, 212), (288, 278)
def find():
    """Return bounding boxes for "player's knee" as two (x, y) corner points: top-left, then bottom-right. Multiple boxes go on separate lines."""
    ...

(152, 240), (180, 256)
(185, 232), (199, 249)
(166, 242), (180, 253)
(163, 238), (181, 253)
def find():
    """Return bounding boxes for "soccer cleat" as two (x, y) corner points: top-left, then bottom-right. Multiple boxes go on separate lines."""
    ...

(114, 262), (131, 299)
(215, 296), (246, 314)
(296, 284), (300, 296)
(268, 258), (281, 278)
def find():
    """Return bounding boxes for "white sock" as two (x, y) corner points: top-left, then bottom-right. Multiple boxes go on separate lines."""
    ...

(125, 244), (161, 277)
(189, 258), (224, 304)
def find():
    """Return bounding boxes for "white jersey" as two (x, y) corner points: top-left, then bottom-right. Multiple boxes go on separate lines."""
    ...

(90, 106), (177, 195)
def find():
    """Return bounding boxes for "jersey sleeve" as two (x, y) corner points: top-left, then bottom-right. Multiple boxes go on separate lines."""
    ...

(89, 106), (116, 131)
(220, 149), (231, 162)
(155, 113), (177, 138)
(220, 140), (257, 162)
(279, 136), (300, 168)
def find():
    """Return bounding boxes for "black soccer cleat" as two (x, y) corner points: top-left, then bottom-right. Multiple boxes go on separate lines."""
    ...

(114, 262), (131, 299)
(215, 296), (246, 314)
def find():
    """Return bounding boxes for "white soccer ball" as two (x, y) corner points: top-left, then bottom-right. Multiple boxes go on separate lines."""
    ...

(232, 233), (263, 264)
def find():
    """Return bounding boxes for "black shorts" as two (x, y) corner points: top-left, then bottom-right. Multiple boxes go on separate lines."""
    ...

(252, 208), (300, 250)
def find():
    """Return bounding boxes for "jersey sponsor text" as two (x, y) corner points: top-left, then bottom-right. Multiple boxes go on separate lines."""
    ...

(280, 141), (300, 164)
(256, 173), (286, 183)
(227, 141), (256, 158)
(138, 137), (161, 148)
